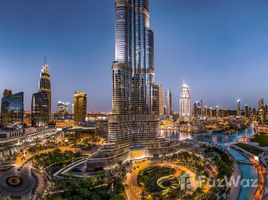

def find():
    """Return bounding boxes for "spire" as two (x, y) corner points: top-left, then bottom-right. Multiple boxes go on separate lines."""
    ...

(43, 56), (47, 66)
(41, 56), (49, 74)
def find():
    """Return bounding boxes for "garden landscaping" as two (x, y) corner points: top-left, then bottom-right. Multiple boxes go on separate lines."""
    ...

(250, 134), (268, 147)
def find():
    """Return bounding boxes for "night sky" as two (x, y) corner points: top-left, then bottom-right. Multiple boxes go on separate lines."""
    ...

(1, 0), (268, 112)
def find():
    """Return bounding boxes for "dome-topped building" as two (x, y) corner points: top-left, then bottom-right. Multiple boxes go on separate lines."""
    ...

(179, 83), (191, 122)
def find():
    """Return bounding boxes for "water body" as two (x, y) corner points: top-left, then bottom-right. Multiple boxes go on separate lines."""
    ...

(161, 126), (258, 200)
(238, 163), (258, 200)
(228, 148), (248, 161)
(161, 126), (254, 144)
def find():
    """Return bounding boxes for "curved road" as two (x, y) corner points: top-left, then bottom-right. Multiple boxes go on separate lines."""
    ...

(124, 160), (198, 200)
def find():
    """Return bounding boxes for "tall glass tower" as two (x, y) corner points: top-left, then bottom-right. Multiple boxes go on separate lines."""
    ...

(166, 89), (172, 115)
(39, 63), (52, 121)
(31, 92), (49, 127)
(109, 0), (159, 144)
(1, 91), (24, 128)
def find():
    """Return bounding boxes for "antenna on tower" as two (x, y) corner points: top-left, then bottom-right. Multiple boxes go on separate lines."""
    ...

(43, 56), (47, 66)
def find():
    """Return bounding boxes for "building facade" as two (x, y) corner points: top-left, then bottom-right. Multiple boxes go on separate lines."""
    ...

(152, 85), (164, 117)
(179, 83), (191, 122)
(1, 91), (24, 128)
(237, 99), (241, 116)
(258, 98), (264, 110)
(165, 89), (172, 116)
(57, 101), (72, 114)
(215, 106), (220, 118)
(244, 104), (250, 117)
(74, 92), (87, 124)
(108, 0), (159, 144)
(39, 63), (52, 121)
(56, 101), (72, 120)
(194, 101), (202, 119)
(158, 85), (164, 116)
(3, 89), (12, 98)
(31, 92), (49, 127)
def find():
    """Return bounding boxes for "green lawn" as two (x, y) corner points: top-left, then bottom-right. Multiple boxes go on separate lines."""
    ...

(137, 166), (175, 193)
(251, 134), (268, 147)
(33, 149), (81, 169)
(235, 143), (263, 156)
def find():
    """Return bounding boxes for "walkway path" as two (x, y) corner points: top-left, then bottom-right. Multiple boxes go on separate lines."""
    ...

(124, 160), (198, 200)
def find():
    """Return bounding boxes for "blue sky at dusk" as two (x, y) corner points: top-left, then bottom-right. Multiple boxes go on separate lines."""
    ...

(1, 0), (268, 112)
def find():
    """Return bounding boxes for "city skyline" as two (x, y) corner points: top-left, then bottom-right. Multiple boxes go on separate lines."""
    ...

(0, 1), (267, 200)
(1, 0), (268, 112)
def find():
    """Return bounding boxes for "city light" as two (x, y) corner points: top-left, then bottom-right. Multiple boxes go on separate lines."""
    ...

(0, 0), (267, 200)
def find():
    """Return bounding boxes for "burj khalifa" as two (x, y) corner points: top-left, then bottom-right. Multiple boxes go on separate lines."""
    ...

(109, 0), (159, 144)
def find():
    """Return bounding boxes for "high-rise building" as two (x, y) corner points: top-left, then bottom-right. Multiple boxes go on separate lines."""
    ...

(57, 101), (72, 114)
(166, 89), (172, 116)
(253, 108), (257, 116)
(31, 92), (49, 127)
(249, 107), (253, 117)
(108, 0), (159, 143)
(209, 107), (213, 117)
(88, 0), (184, 171)
(55, 101), (72, 120)
(193, 102), (198, 118)
(200, 100), (203, 118)
(215, 106), (220, 118)
(39, 62), (52, 121)
(237, 99), (241, 116)
(152, 85), (159, 117)
(244, 104), (250, 117)
(158, 85), (164, 116)
(194, 101), (202, 119)
(179, 83), (191, 122)
(257, 99), (266, 123)
(204, 106), (209, 118)
(1, 91), (24, 128)
(3, 89), (12, 98)
(258, 109), (265, 124)
(152, 85), (164, 117)
(74, 92), (87, 124)
(244, 104), (249, 117)
(258, 98), (264, 110)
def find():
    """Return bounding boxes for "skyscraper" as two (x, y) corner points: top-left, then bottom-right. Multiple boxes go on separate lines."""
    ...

(166, 89), (172, 116)
(200, 100), (204, 118)
(57, 102), (72, 114)
(244, 104), (250, 117)
(39, 62), (51, 121)
(31, 92), (49, 127)
(237, 99), (241, 116)
(88, 1), (186, 170)
(209, 107), (213, 117)
(179, 83), (191, 122)
(3, 89), (12, 98)
(56, 101), (72, 120)
(109, 0), (159, 144)
(74, 92), (87, 124)
(215, 106), (220, 118)
(1, 91), (24, 128)
(204, 106), (208, 118)
(151, 85), (164, 117)
(158, 85), (164, 116)
(193, 101), (202, 119)
(258, 98), (264, 110)
(257, 98), (265, 123)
